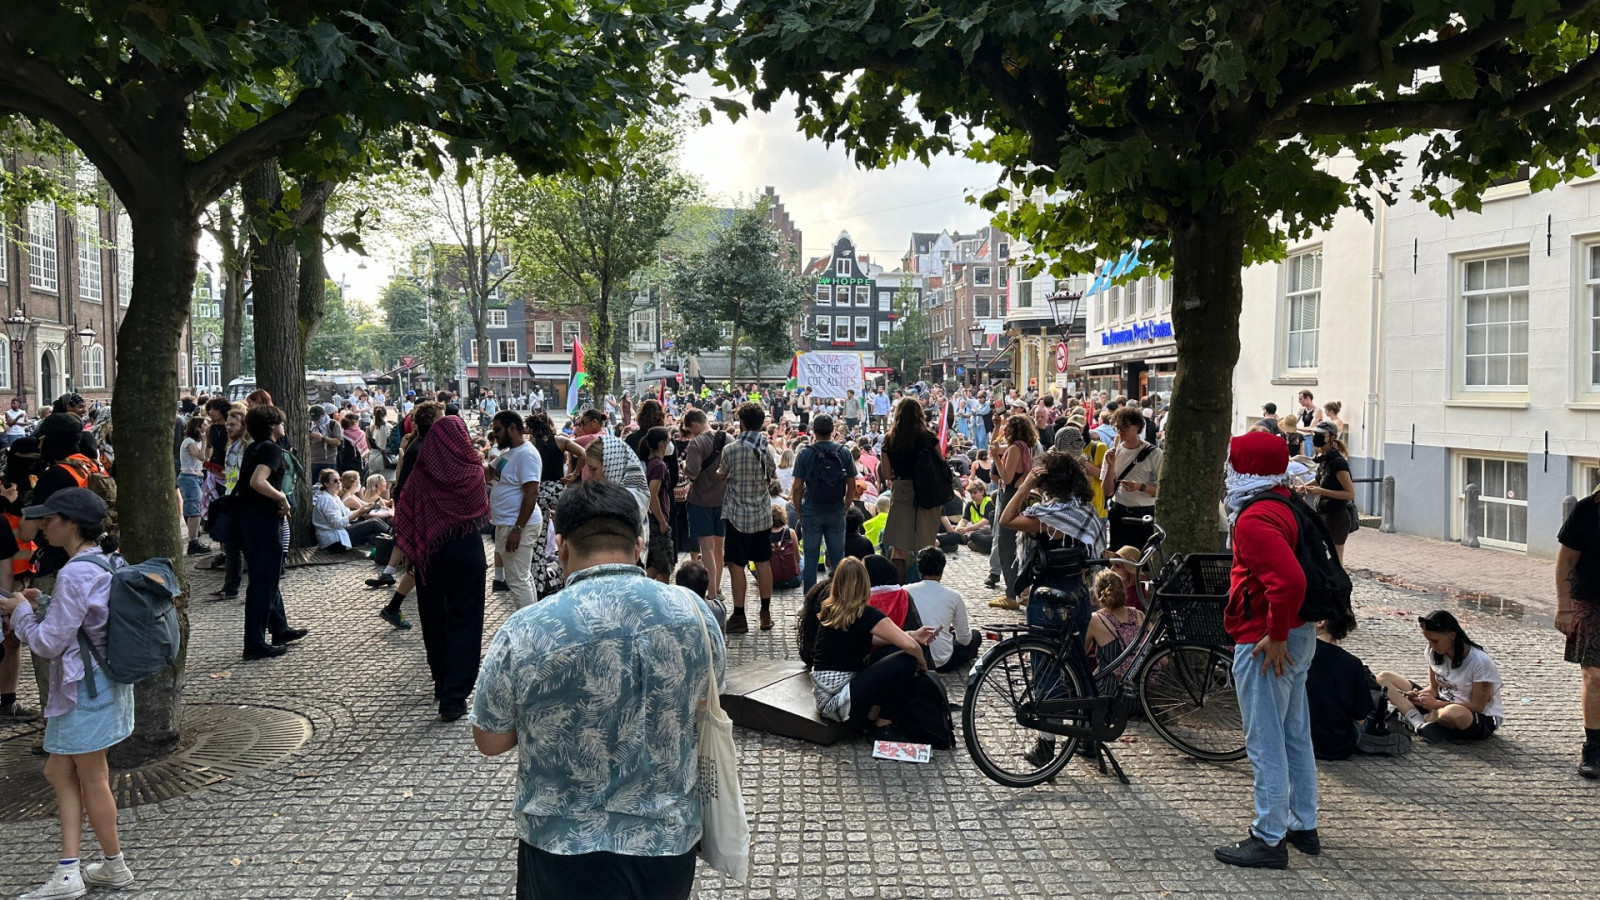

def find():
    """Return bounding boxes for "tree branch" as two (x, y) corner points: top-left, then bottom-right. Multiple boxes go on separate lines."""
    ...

(191, 89), (344, 207)
(1391, 0), (1600, 73)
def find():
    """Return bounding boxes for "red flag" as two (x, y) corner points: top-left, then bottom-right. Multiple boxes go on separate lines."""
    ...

(938, 400), (949, 455)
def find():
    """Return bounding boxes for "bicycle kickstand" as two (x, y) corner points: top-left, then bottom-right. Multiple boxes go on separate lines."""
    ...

(1088, 740), (1131, 785)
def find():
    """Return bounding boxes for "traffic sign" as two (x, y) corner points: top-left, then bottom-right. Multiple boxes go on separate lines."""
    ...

(1055, 342), (1069, 372)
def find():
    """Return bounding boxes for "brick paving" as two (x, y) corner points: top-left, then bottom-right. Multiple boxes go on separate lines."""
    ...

(1345, 529), (1558, 623)
(2, 541), (1597, 899)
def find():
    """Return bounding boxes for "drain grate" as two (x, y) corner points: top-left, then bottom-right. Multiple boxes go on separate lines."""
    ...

(0, 703), (313, 821)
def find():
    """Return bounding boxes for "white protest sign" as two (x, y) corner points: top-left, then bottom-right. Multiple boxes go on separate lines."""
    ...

(795, 352), (864, 399)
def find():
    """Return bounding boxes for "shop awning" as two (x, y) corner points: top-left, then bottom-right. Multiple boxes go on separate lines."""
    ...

(1145, 356), (1178, 366)
(526, 362), (571, 379)
(1079, 362), (1119, 372)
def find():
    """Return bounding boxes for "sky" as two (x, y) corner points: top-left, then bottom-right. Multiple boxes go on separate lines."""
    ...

(322, 79), (1005, 306)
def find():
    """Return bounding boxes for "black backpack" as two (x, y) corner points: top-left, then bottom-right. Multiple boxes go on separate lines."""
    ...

(897, 669), (956, 749)
(1240, 491), (1353, 624)
(807, 443), (849, 506)
(911, 445), (955, 509)
(336, 437), (365, 478)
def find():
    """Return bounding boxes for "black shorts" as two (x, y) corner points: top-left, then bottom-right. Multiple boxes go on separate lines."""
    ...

(1319, 506), (1351, 546)
(1448, 711), (1500, 742)
(723, 523), (773, 566)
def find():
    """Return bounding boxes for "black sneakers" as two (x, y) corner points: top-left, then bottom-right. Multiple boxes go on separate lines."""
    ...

(440, 701), (468, 723)
(243, 644), (287, 661)
(1214, 834), (1289, 869)
(1580, 742), (1600, 780)
(1285, 828), (1321, 855)
(366, 573), (397, 588)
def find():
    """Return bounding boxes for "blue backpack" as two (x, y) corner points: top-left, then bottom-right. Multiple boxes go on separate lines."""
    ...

(69, 555), (182, 697)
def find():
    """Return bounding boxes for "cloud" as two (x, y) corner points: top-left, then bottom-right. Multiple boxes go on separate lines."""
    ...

(679, 76), (1005, 269)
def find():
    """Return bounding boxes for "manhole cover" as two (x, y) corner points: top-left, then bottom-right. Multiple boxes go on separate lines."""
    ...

(0, 703), (313, 821)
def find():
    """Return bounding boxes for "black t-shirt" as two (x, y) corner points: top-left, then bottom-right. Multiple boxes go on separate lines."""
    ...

(940, 494), (964, 518)
(235, 441), (286, 508)
(28, 464), (82, 577)
(845, 532), (874, 560)
(536, 435), (566, 485)
(1315, 450), (1350, 513)
(1559, 495), (1600, 602)
(1306, 640), (1374, 761)
(392, 441), (424, 506)
(811, 606), (886, 672)
(883, 433), (937, 482)
(207, 423), (229, 467)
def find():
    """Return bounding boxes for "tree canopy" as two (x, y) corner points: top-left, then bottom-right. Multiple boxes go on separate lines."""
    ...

(713, 0), (1600, 552)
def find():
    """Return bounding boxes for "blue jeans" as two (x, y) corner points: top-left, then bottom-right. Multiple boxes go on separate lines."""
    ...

(1232, 622), (1319, 845)
(801, 508), (846, 593)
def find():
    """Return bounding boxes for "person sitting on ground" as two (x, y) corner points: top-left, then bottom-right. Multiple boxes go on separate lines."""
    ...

(1085, 569), (1145, 683)
(844, 506), (874, 560)
(904, 547), (980, 673)
(672, 560), (726, 633)
(1377, 610), (1504, 744)
(863, 554), (921, 631)
(360, 473), (394, 519)
(311, 467), (390, 551)
(1306, 609), (1373, 761)
(949, 477), (995, 553)
(805, 557), (937, 738)
(1111, 545), (1145, 610)
(768, 506), (802, 591)
(862, 493), (891, 553)
(339, 469), (365, 513)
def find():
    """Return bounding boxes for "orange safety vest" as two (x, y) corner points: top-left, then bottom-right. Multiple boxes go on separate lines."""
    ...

(56, 453), (101, 488)
(4, 510), (35, 576)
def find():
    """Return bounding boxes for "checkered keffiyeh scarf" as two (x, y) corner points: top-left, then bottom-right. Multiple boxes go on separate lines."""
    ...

(395, 416), (489, 577)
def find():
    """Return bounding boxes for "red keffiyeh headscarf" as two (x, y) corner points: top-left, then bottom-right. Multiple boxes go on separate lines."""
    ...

(394, 415), (489, 578)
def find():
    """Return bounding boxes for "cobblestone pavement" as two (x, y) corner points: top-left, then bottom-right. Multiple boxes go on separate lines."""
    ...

(3, 542), (1598, 899)
(1345, 529), (1557, 623)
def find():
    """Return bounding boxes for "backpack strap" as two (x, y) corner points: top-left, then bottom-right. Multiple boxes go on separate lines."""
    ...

(1114, 444), (1156, 485)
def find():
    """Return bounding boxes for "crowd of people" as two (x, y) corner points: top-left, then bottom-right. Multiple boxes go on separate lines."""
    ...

(4, 373), (1597, 898)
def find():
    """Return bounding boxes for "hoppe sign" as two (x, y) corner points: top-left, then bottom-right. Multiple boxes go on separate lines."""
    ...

(1100, 320), (1173, 346)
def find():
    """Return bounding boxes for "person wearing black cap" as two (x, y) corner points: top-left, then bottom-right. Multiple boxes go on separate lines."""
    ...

(0, 488), (137, 896)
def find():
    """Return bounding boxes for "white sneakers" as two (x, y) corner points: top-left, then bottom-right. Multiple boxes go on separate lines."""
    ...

(18, 864), (85, 900)
(18, 856), (133, 899)
(84, 856), (135, 889)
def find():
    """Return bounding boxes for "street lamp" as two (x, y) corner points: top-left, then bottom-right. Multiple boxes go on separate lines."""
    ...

(6, 309), (32, 402)
(1045, 288), (1083, 336)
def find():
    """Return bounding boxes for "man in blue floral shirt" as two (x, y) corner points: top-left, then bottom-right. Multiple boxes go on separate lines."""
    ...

(472, 479), (727, 900)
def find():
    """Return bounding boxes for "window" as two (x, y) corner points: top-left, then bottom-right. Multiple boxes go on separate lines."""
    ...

(82, 344), (106, 389)
(1460, 253), (1529, 388)
(533, 321), (554, 353)
(855, 285), (871, 307)
(1017, 281), (1033, 309)
(1586, 246), (1600, 387)
(815, 315), (832, 341)
(1460, 455), (1528, 549)
(1109, 285), (1121, 321)
(877, 320), (891, 347)
(998, 242), (1010, 260)
(495, 339), (518, 364)
(974, 267), (992, 286)
(878, 290), (891, 312)
(488, 308), (508, 329)
(1141, 276), (1155, 315)
(836, 258), (850, 276)
(854, 316), (869, 342)
(28, 203), (59, 293)
(561, 321), (580, 351)
(469, 342), (479, 364)
(193, 358), (206, 389)
(1160, 277), (1173, 311)
(0, 337), (8, 388)
(179, 352), (188, 387)
(975, 295), (992, 318)
(816, 284), (831, 306)
(1125, 279), (1140, 318)
(1580, 461), (1600, 496)
(631, 308), (656, 345)
(117, 212), (132, 306)
(76, 216), (102, 302)
(1284, 250), (1323, 370)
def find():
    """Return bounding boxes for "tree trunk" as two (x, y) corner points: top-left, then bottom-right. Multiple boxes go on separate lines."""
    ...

(1154, 204), (1249, 556)
(242, 161), (314, 545)
(475, 308), (490, 397)
(107, 195), (197, 767)
(590, 290), (616, 395)
(217, 202), (246, 390)
(727, 322), (742, 393)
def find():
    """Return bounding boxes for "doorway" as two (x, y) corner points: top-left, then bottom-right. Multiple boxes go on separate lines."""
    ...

(39, 350), (56, 407)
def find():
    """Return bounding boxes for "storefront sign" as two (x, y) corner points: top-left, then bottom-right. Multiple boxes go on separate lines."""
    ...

(817, 276), (872, 286)
(1100, 320), (1173, 346)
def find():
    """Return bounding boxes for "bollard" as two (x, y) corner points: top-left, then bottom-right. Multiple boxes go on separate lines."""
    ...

(1462, 483), (1481, 549)
(1381, 475), (1396, 533)
(1564, 493), (1579, 527)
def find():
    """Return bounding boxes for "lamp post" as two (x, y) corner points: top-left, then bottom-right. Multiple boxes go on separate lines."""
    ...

(1045, 289), (1083, 395)
(5, 309), (32, 404)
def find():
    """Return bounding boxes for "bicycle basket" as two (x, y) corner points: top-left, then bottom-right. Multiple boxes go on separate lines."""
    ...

(1153, 553), (1233, 646)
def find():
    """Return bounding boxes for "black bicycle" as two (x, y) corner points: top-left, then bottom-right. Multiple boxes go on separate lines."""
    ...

(962, 534), (1242, 788)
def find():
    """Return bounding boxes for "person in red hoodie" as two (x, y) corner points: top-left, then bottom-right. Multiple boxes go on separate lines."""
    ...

(1214, 430), (1319, 870)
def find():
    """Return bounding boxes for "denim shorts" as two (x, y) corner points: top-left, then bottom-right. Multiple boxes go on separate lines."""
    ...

(178, 472), (204, 518)
(45, 675), (134, 755)
(686, 503), (725, 539)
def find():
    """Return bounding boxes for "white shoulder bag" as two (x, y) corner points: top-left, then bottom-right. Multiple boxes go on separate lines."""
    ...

(687, 597), (749, 883)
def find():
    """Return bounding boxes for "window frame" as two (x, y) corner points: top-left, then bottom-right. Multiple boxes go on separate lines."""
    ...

(630, 308), (656, 345)
(0, 336), (9, 388)
(815, 315), (832, 342)
(1283, 247), (1323, 372)
(973, 266), (992, 287)
(1456, 452), (1529, 551)
(495, 339), (518, 364)
(1455, 249), (1530, 394)
(78, 215), (103, 303)
(877, 319), (891, 347)
(815, 284), (831, 306)
(974, 294), (992, 318)
(854, 315), (870, 342)
(561, 321), (580, 351)
(82, 343), (106, 389)
(117, 211), (132, 307)
(1583, 241), (1600, 393)
(855, 285), (872, 307)
(836, 258), (849, 276)
(533, 321), (555, 353)
(28, 203), (59, 294)
(488, 308), (508, 329)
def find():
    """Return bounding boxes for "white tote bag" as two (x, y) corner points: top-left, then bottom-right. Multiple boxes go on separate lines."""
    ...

(687, 598), (750, 883)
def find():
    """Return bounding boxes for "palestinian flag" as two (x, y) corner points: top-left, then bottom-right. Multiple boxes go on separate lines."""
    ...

(566, 339), (589, 415)
(783, 352), (799, 392)
(937, 399), (949, 455)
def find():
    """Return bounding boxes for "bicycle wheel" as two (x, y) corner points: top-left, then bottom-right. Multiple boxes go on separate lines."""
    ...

(962, 636), (1086, 788)
(1137, 642), (1245, 762)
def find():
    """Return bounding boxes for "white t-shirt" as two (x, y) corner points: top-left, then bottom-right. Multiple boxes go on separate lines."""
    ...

(905, 579), (974, 669)
(179, 437), (205, 475)
(1101, 440), (1162, 509)
(489, 441), (543, 529)
(1429, 645), (1504, 722)
(4, 408), (27, 436)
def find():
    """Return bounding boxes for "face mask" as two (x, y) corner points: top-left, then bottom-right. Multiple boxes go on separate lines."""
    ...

(1313, 433), (1328, 449)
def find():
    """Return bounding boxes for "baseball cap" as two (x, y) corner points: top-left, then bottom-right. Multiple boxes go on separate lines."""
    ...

(23, 487), (107, 523)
